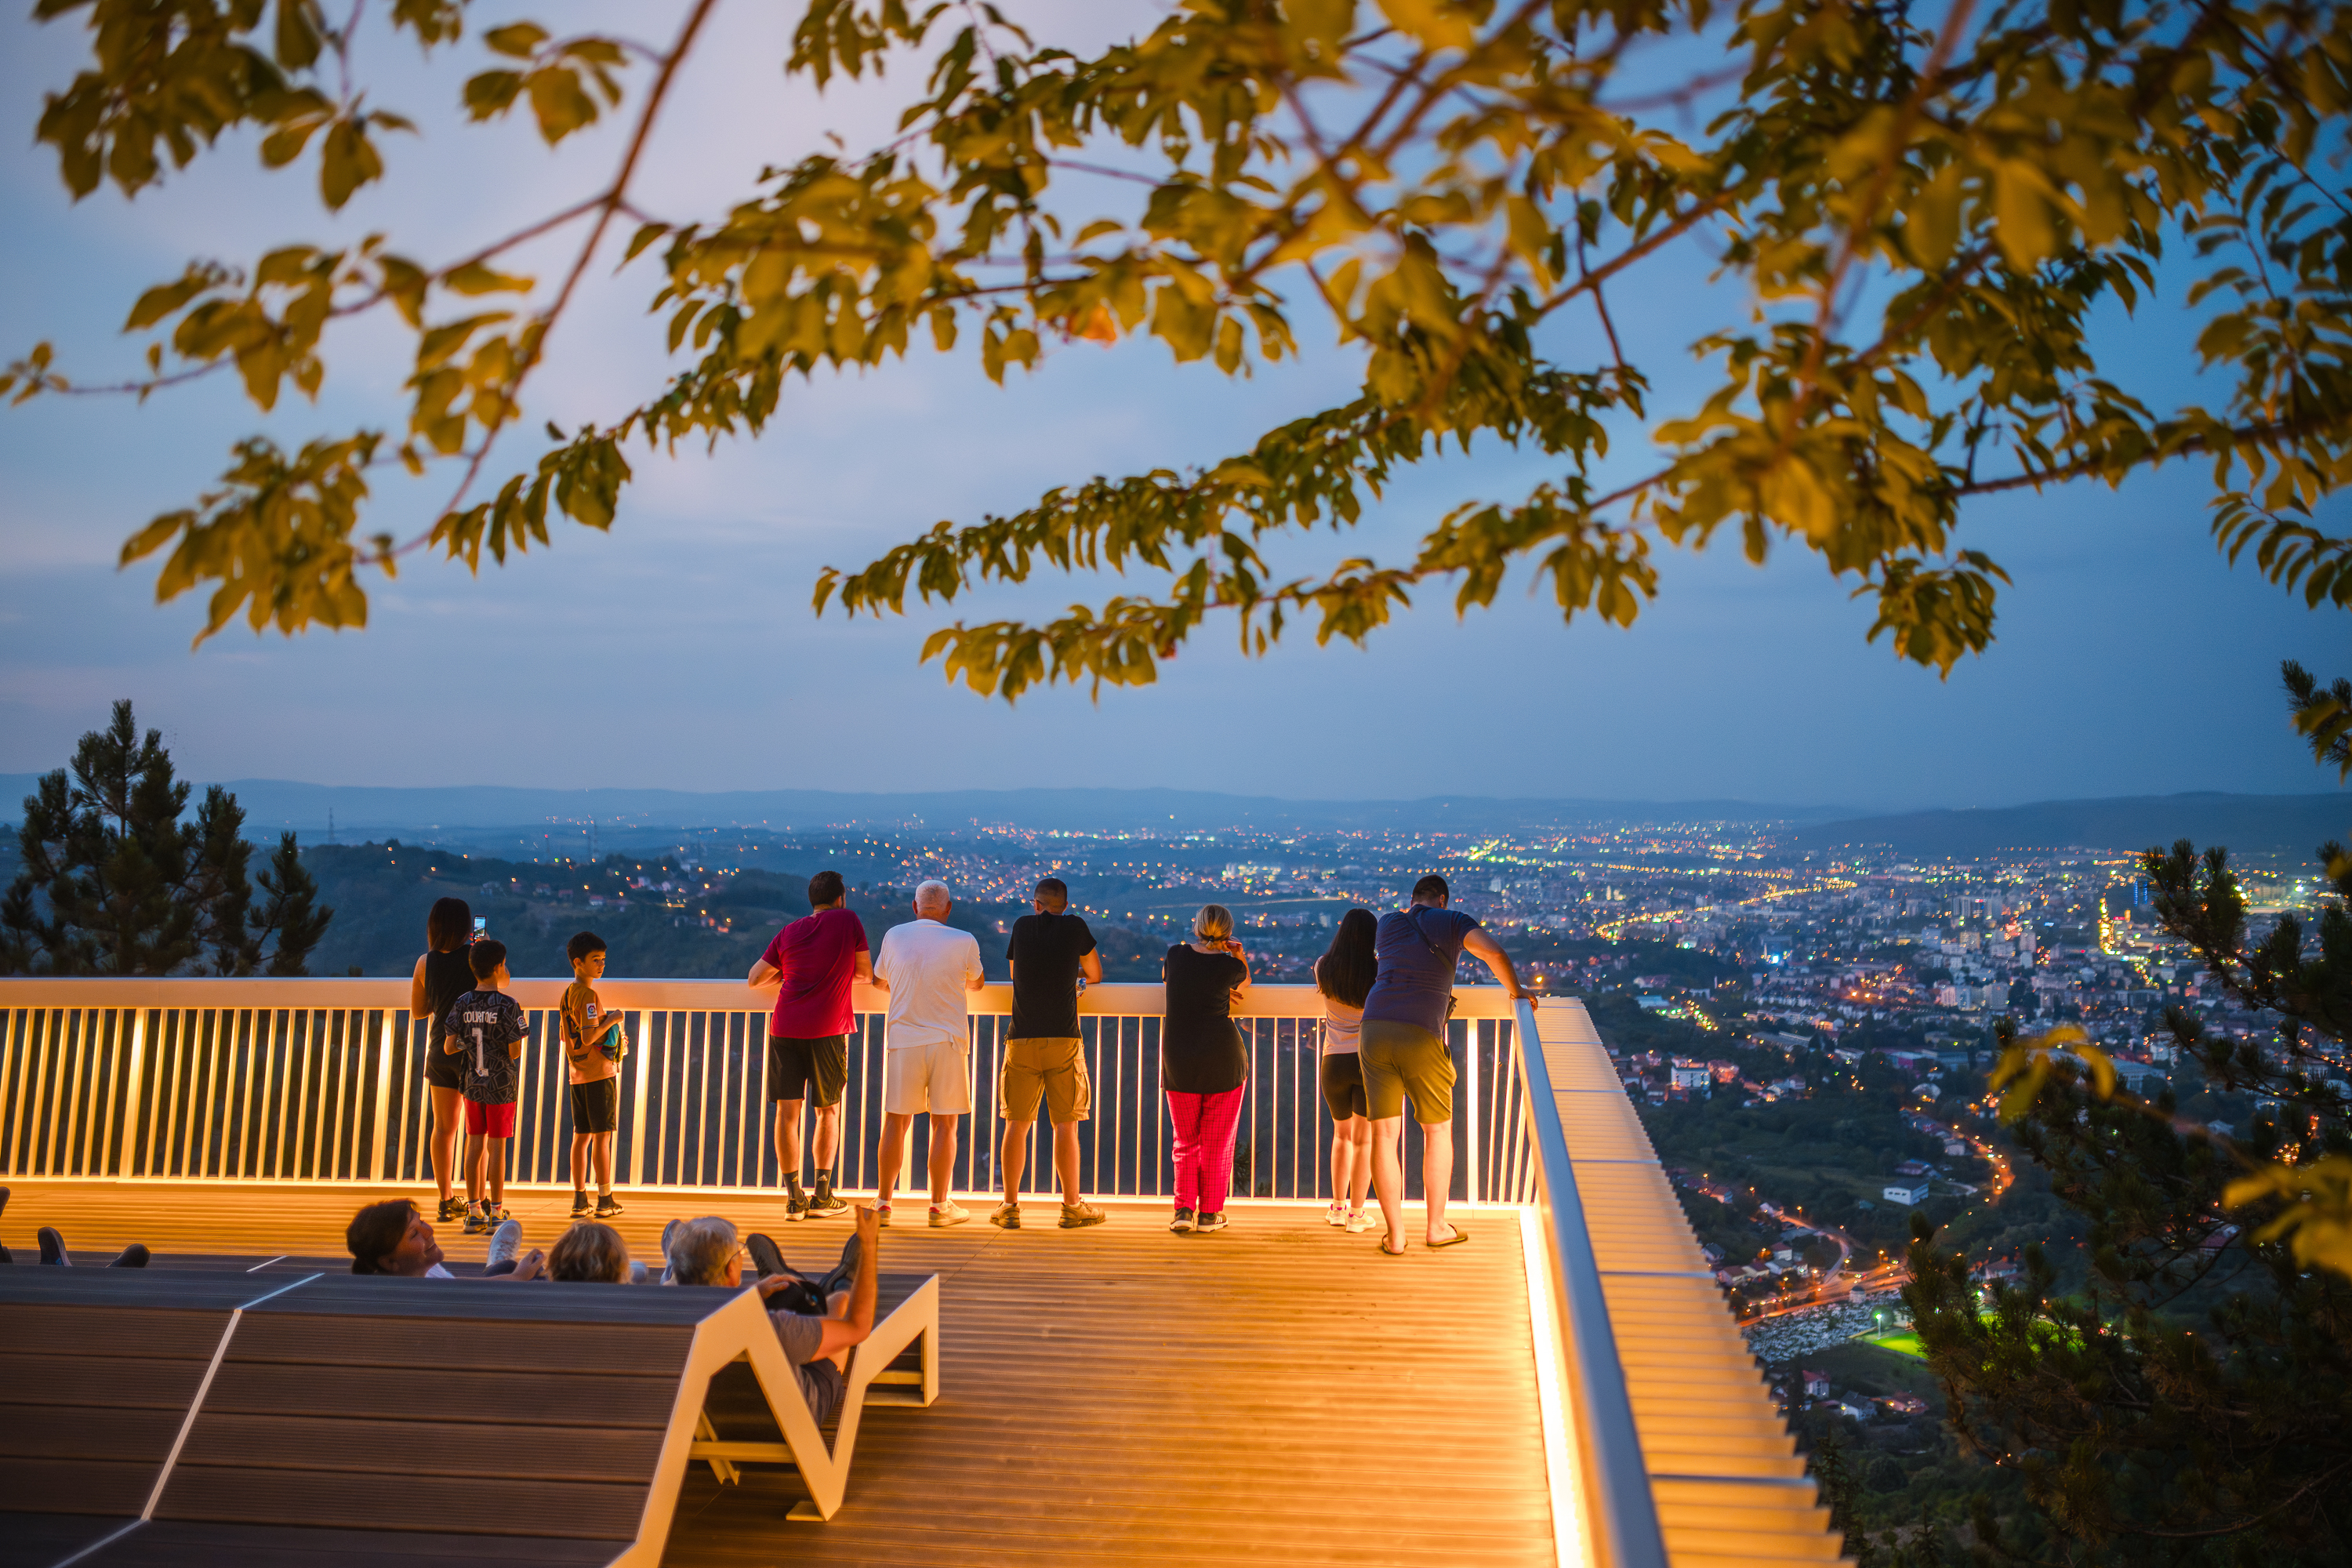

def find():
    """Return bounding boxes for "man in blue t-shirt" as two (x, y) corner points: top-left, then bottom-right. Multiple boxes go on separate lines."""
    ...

(1360, 874), (1534, 1254)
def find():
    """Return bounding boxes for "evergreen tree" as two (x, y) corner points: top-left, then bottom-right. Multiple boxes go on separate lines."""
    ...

(252, 832), (331, 978)
(1904, 662), (2352, 1564)
(0, 701), (332, 976)
(191, 785), (259, 975)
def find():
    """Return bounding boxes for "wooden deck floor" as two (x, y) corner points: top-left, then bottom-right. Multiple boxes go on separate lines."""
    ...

(1, 1180), (1556, 1566)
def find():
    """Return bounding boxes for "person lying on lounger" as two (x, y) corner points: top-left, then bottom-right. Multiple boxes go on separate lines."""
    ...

(346, 1197), (544, 1280)
(0, 1185), (151, 1266)
(664, 1205), (880, 1424)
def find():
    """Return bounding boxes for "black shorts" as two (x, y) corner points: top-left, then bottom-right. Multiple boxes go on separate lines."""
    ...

(768, 1034), (848, 1109)
(569, 1077), (620, 1134)
(1320, 1052), (1369, 1120)
(423, 1036), (466, 1091)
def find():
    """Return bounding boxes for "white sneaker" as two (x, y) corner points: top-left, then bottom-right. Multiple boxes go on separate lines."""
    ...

(928, 1200), (971, 1228)
(487, 1218), (523, 1268)
(1325, 1201), (1348, 1227)
(1345, 1208), (1370, 1233)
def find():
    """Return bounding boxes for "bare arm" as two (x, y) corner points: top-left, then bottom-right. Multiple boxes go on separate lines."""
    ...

(966, 944), (987, 993)
(410, 953), (431, 1020)
(1462, 927), (1534, 1000)
(765, 1206), (880, 1361)
(487, 1248), (544, 1282)
(854, 948), (874, 985)
(1080, 949), (1103, 984)
(749, 958), (779, 988)
(1225, 942), (1252, 1001)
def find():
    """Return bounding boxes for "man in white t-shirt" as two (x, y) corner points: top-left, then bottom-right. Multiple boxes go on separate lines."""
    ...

(869, 880), (986, 1227)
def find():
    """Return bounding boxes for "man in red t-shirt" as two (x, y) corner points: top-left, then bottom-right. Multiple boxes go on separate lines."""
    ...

(749, 869), (872, 1220)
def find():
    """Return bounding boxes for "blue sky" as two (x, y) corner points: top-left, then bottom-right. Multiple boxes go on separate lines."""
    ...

(0, 2), (2336, 812)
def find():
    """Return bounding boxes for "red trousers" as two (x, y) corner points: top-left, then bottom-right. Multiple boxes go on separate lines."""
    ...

(1167, 1084), (1246, 1214)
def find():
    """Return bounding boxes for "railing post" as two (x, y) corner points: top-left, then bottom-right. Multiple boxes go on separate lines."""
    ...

(369, 1011), (394, 1180)
(1464, 1014), (1483, 1205)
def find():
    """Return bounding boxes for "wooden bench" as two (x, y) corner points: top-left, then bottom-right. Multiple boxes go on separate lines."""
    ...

(0, 1265), (942, 1566)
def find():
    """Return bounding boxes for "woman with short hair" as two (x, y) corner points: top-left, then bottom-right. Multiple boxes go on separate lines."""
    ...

(1161, 904), (1251, 1234)
(1314, 909), (1378, 1232)
(409, 898), (475, 1222)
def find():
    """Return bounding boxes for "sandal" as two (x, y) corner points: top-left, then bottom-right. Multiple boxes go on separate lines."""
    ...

(1426, 1226), (1469, 1249)
(1377, 1232), (1409, 1257)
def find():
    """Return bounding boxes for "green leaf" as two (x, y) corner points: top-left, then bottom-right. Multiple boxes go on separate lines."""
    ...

(484, 22), (550, 59)
(442, 261), (535, 296)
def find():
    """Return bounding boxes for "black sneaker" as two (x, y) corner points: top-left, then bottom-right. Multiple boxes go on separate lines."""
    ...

(570, 1192), (592, 1218)
(746, 1232), (789, 1278)
(785, 1187), (808, 1222)
(804, 1185), (848, 1218)
(594, 1193), (624, 1219)
(1169, 1208), (1196, 1234)
(437, 1197), (466, 1224)
(463, 1209), (490, 1235)
(1196, 1211), (1229, 1233)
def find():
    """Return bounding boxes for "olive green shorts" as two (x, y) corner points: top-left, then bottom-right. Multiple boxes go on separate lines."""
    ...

(1359, 1018), (1455, 1123)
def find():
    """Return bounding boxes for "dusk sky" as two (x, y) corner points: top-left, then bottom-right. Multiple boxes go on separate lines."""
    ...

(0, 2), (2334, 814)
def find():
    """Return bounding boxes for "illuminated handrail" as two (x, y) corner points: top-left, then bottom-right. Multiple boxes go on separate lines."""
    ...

(1514, 997), (1668, 1568)
(0, 978), (1530, 1207)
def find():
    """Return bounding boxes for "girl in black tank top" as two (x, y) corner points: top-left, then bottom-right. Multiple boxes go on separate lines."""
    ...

(420, 946), (475, 1080)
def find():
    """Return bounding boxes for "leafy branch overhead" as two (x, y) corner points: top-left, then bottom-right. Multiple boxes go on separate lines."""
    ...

(9, 0), (2352, 684)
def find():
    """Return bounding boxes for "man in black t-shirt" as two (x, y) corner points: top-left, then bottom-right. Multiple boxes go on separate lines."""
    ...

(993, 879), (1108, 1230)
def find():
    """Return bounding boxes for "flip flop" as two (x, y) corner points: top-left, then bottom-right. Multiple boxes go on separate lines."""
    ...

(1425, 1227), (1469, 1249)
(1377, 1233), (1409, 1257)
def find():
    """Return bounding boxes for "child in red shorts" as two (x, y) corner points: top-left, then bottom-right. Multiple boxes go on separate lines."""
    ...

(445, 939), (530, 1234)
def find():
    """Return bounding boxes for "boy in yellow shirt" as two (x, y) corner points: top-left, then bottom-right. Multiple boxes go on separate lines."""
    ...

(561, 931), (627, 1219)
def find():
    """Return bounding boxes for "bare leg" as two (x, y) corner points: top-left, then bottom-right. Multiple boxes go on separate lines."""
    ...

(464, 1132), (486, 1206)
(1330, 1116), (1351, 1204)
(1370, 1114), (1407, 1245)
(487, 1137), (507, 1210)
(1051, 1121), (1083, 1206)
(593, 1131), (615, 1193)
(1348, 1117), (1373, 1207)
(812, 1104), (841, 1179)
(877, 1112), (913, 1207)
(430, 1085), (463, 1203)
(1000, 1119), (1033, 1205)
(927, 1115), (958, 1207)
(774, 1101), (804, 1185)
(568, 1131), (590, 1193)
(1421, 1119), (1455, 1243)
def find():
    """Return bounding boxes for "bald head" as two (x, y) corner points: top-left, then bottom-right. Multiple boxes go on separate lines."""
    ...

(913, 880), (952, 917)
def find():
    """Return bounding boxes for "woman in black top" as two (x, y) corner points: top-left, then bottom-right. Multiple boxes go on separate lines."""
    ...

(1161, 903), (1250, 1235)
(409, 898), (475, 1222)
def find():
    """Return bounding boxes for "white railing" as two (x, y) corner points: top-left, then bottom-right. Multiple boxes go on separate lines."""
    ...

(0, 978), (1537, 1204)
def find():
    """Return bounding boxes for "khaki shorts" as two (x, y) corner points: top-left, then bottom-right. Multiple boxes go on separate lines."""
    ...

(884, 1037), (971, 1116)
(1359, 1018), (1455, 1123)
(1000, 1036), (1091, 1125)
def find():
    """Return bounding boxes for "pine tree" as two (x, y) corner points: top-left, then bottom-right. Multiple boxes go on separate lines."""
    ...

(0, 701), (331, 976)
(252, 832), (331, 978)
(1903, 662), (2352, 1563)
(191, 785), (258, 975)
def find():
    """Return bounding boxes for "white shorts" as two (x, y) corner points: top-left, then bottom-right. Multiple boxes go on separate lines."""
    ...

(883, 1038), (971, 1116)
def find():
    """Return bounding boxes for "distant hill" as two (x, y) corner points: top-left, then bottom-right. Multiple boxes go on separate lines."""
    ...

(0, 777), (1856, 837)
(1794, 792), (2345, 862)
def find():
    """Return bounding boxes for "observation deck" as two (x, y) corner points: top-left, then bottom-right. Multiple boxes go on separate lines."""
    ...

(0, 978), (1846, 1567)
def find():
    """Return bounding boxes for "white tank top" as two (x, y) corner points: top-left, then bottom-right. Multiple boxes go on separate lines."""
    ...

(1320, 998), (1363, 1055)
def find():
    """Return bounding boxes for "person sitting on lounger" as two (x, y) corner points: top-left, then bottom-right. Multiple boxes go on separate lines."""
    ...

(346, 1197), (544, 1279)
(664, 1206), (881, 1425)
(546, 1221), (632, 1283)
